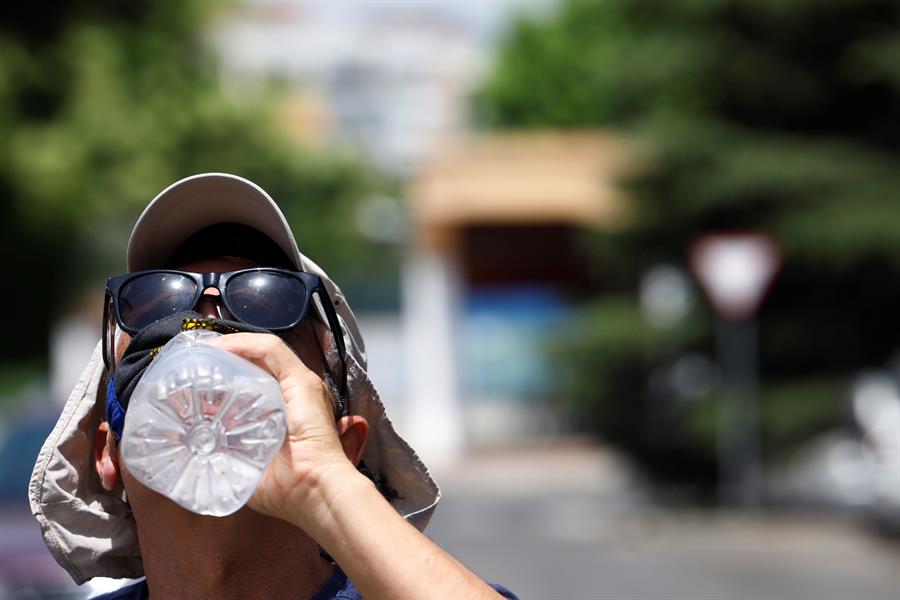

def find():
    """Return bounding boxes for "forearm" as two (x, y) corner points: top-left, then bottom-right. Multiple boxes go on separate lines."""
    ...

(293, 465), (502, 600)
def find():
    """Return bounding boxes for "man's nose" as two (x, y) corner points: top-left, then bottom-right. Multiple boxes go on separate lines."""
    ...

(194, 287), (222, 318)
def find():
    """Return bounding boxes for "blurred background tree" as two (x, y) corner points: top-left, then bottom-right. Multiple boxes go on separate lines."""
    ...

(0, 0), (386, 383)
(478, 0), (900, 491)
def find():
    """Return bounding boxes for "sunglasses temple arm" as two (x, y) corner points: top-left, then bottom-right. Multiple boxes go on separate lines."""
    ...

(101, 294), (112, 371)
(317, 286), (346, 361)
(316, 285), (350, 416)
(311, 324), (347, 419)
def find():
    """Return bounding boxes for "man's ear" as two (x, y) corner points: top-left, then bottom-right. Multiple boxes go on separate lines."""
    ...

(336, 415), (369, 466)
(94, 421), (120, 492)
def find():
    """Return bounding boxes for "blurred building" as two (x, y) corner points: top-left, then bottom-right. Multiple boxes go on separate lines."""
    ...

(402, 132), (631, 464)
(210, 1), (555, 175)
(49, 291), (103, 405)
(209, 2), (638, 466)
(207, 1), (653, 467)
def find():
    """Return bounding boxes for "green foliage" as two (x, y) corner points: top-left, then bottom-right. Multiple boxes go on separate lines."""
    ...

(481, 0), (900, 484)
(482, 0), (900, 259)
(0, 362), (44, 415)
(0, 2), (386, 366)
(554, 296), (717, 483)
(760, 377), (846, 454)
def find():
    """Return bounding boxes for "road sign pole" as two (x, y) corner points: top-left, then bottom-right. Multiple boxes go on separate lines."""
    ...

(715, 317), (761, 507)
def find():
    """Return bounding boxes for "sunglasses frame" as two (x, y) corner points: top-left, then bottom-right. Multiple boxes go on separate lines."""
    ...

(101, 268), (348, 413)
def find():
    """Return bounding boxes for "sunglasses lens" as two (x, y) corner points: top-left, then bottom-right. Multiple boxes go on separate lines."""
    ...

(226, 271), (307, 330)
(119, 272), (198, 331)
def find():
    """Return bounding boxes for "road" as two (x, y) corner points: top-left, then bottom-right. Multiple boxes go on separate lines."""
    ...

(426, 441), (900, 600)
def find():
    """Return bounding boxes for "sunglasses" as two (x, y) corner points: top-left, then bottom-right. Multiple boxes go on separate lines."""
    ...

(102, 268), (348, 409)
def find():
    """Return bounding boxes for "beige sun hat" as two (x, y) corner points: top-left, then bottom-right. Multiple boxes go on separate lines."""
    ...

(29, 173), (440, 584)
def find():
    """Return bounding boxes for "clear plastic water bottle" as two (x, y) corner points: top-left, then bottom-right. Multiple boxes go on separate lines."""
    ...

(121, 330), (287, 516)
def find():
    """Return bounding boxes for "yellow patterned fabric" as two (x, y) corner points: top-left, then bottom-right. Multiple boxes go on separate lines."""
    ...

(148, 318), (240, 360)
(180, 317), (240, 334)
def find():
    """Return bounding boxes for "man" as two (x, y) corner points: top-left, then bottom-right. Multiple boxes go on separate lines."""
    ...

(30, 173), (515, 599)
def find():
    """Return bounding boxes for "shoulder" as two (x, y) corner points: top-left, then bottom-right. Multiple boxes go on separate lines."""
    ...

(89, 580), (148, 600)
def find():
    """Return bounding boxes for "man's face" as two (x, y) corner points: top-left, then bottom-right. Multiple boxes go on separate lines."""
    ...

(90, 245), (369, 592)
(109, 255), (330, 523)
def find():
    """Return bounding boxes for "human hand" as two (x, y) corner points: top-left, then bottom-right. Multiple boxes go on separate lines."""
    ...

(206, 333), (366, 528)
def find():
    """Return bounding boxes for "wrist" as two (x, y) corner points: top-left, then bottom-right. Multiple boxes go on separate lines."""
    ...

(286, 461), (374, 536)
